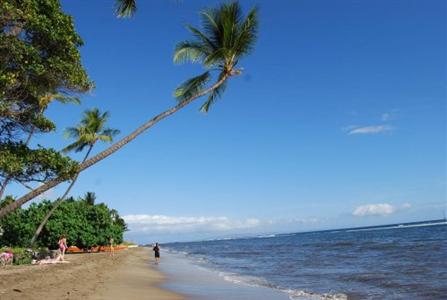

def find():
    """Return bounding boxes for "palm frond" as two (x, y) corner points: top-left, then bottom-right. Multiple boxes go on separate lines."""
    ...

(79, 133), (97, 144)
(234, 7), (258, 57)
(62, 140), (85, 153)
(97, 135), (113, 143)
(64, 126), (81, 139)
(38, 93), (81, 109)
(99, 128), (120, 143)
(200, 9), (221, 46)
(115, 0), (137, 18)
(174, 71), (210, 102)
(174, 41), (209, 64)
(100, 111), (111, 121)
(200, 72), (227, 113)
(52, 94), (81, 105)
(203, 48), (227, 67)
(185, 25), (217, 52)
(102, 128), (120, 137)
(220, 2), (243, 50)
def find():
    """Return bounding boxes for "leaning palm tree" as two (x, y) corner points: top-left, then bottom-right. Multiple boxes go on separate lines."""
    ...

(0, 2), (258, 218)
(30, 108), (119, 245)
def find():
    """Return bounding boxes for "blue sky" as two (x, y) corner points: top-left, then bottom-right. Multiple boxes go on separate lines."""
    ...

(10, 0), (446, 242)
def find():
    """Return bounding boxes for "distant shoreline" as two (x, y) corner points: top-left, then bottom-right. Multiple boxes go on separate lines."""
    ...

(294, 218), (447, 235)
(164, 218), (447, 244)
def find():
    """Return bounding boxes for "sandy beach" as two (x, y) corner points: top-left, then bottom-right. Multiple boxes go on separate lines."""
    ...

(0, 247), (183, 300)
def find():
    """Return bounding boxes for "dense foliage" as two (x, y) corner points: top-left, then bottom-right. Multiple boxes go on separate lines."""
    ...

(0, 0), (92, 138)
(0, 0), (92, 195)
(0, 142), (78, 184)
(0, 195), (126, 249)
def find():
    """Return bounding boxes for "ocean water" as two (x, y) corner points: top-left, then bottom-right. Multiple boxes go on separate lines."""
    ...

(164, 221), (447, 300)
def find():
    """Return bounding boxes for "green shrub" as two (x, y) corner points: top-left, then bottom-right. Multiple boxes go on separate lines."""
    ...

(0, 198), (126, 249)
(6, 248), (32, 265)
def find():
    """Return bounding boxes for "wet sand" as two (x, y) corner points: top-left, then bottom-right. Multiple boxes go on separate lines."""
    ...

(0, 247), (183, 300)
(159, 251), (290, 300)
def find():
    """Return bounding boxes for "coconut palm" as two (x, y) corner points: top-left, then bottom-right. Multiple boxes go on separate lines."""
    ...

(30, 108), (119, 245)
(0, 2), (258, 219)
(62, 109), (119, 154)
(84, 192), (97, 206)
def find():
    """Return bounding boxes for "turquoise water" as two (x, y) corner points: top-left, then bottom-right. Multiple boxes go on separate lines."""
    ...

(165, 221), (447, 299)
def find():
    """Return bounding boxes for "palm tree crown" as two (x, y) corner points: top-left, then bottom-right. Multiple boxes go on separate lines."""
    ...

(63, 108), (120, 153)
(84, 192), (96, 206)
(174, 1), (258, 112)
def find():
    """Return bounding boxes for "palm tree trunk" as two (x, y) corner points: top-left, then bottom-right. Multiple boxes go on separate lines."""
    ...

(29, 144), (94, 246)
(0, 127), (35, 199)
(0, 76), (228, 219)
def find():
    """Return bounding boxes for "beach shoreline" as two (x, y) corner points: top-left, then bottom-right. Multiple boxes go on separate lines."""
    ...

(159, 251), (291, 300)
(0, 247), (183, 300)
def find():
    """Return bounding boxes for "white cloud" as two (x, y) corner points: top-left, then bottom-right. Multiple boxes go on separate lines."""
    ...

(347, 125), (394, 135)
(352, 202), (411, 217)
(353, 203), (396, 217)
(123, 214), (261, 234)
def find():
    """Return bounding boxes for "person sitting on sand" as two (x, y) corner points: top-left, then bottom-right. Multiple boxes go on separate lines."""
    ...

(33, 254), (69, 265)
(109, 237), (114, 257)
(153, 243), (160, 264)
(0, 249), (13, 266)
(58, 235), (68, 260)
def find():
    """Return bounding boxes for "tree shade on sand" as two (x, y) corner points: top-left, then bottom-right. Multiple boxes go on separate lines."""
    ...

(0, 1), (259, 218)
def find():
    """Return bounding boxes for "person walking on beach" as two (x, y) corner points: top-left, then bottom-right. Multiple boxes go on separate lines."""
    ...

(58, 235), (68, 261)
(109, 237), (115, 257)
(153, 243), (160, 264)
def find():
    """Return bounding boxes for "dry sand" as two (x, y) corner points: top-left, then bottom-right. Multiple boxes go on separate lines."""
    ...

(0, 247), (183, 300)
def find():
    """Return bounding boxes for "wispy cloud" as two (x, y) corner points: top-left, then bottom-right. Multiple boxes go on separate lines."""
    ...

(123, 215), (261, 234)
(347, 125), (394, 135)
(401, 203), (412, 209)
(352, 203), (411, 217)
(353, 203), (395, 216)
(381, 113), (391, 121)
(267, 217), (320, 225)
(123, 214), (321, 235)
(381, 110), (399, 121)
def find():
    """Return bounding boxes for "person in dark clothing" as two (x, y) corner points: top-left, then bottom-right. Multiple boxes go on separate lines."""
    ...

(153, 243), (160, 264)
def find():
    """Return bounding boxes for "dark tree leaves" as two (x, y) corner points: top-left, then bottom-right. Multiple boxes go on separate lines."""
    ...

(0, 142), (78, 184)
